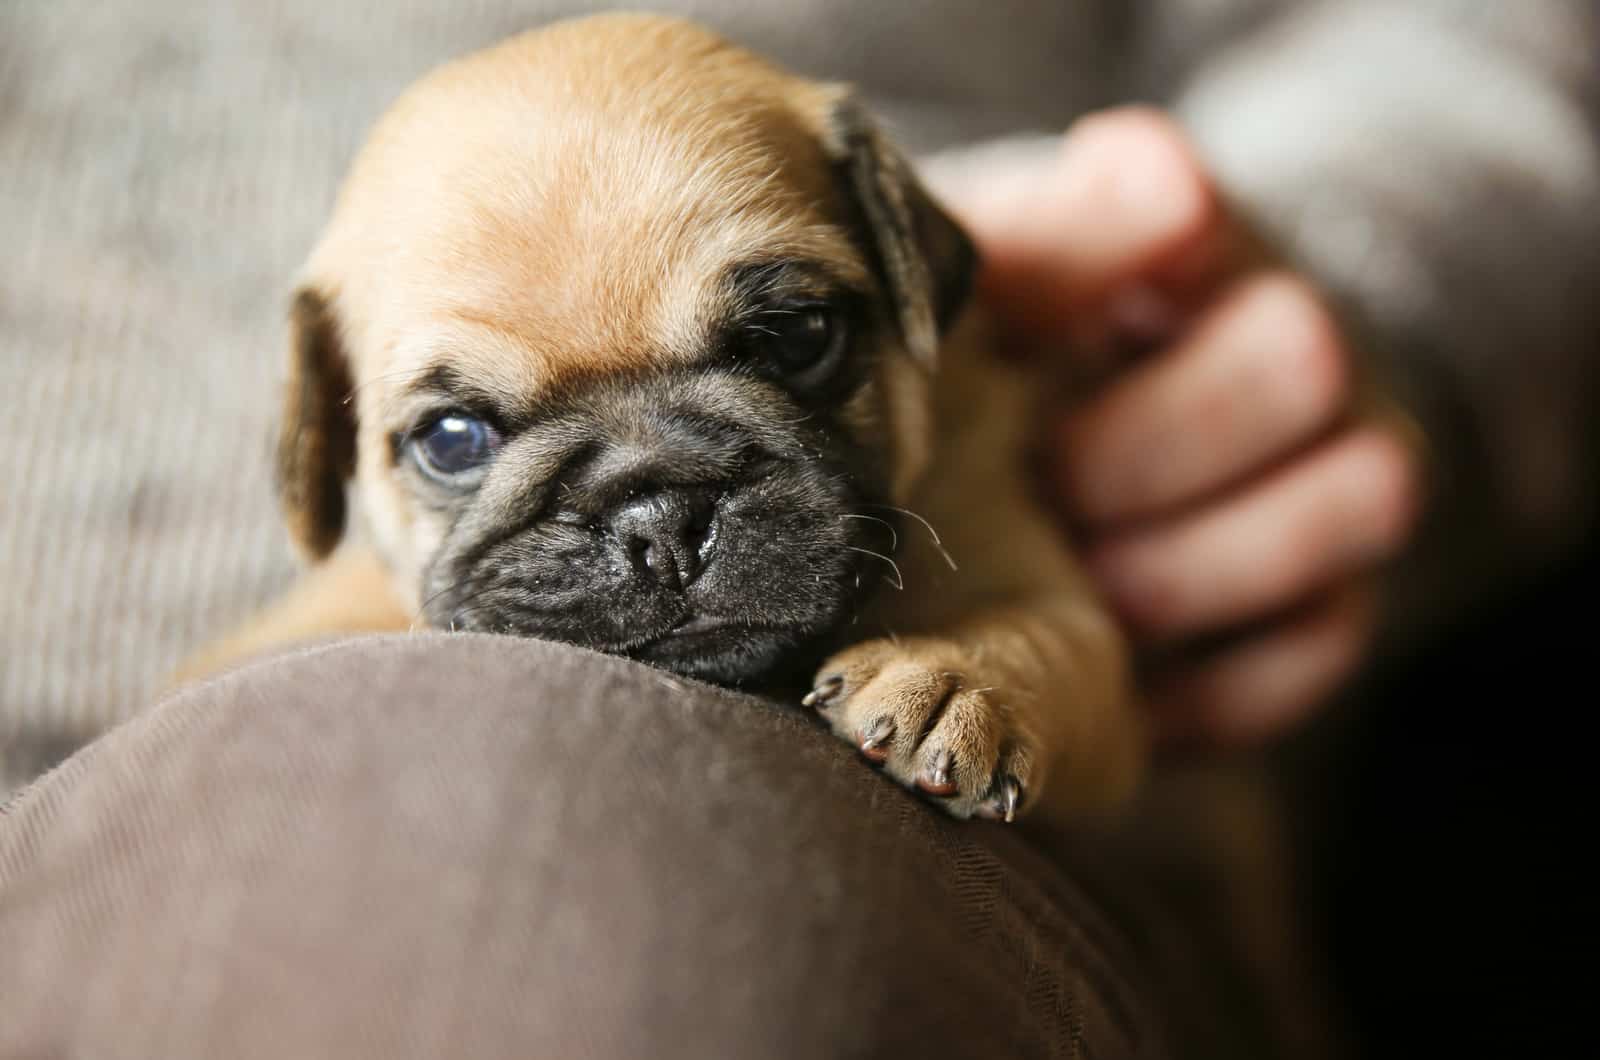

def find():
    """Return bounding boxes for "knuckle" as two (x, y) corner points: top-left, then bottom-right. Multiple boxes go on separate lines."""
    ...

(1058, 107), (1214, 234)
(1072, 106), (1192, 162)
(1347, 430), (1422, 552)
(1261, 523), (1324, 606)
(1089, 539), (1189, 635)
(1244, 272), (1350, 423)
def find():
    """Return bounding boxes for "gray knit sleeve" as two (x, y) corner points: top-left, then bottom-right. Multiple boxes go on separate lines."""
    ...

(1168, 1), (1600, 633)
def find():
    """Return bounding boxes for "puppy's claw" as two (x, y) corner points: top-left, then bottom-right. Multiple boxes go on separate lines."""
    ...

(857, 718), (894, 763)
(816, 640), (1046, 822)
(802, 674), (844, 709)
(1001, 776), (1022, 823)
(916, 749), (958, 797)
(975, 775), (1025, 823)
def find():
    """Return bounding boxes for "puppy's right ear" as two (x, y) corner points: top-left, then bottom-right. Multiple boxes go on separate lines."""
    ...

(276, 287), (357, 561)
(820, 95), (977, 370)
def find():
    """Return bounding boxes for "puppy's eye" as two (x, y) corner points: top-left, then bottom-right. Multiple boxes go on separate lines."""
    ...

(411, 412), (501, 481)
(750, 306), (845, 382)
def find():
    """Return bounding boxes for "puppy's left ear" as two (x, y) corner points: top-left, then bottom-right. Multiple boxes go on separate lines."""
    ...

(822, 95), (977, 368)
(276, 286), (358, 561)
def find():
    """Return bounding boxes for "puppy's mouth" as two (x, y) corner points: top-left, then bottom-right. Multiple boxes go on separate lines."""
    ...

(648, 613), (784, 643)
(624, 614), (798, 682)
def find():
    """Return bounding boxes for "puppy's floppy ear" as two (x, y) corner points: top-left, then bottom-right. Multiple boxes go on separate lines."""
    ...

(276, 286), (357, 560)
(822, 95), (977, 368)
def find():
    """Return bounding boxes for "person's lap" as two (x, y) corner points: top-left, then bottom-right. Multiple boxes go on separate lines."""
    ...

(0, 633), (1179, 1058)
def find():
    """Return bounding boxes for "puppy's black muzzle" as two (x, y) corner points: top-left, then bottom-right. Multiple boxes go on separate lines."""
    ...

(420, 369), (890, 685)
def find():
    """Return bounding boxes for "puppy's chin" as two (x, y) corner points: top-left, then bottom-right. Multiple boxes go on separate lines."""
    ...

(629, 619), (812, 685)
(419, 460), (884, 687)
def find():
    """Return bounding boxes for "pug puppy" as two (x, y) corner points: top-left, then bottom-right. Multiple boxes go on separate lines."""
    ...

(187, 13), (1144, 824)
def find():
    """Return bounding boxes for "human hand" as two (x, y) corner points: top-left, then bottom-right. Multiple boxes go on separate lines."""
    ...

(931, 108), (1423, 749)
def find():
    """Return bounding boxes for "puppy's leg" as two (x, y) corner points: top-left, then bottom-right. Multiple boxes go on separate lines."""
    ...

(809, 352), (1145, 825)
(809, 582), (1142, 825)
(173, 547), (413, 686)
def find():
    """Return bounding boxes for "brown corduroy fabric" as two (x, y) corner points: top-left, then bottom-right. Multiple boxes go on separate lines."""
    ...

(1, 635), (1178, 1059)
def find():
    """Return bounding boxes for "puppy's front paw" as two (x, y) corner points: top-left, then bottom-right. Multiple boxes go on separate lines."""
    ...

(805, 638), (1036, 821)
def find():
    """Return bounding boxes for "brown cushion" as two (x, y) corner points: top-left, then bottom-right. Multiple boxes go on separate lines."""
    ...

(2, 634), (1175, 1058)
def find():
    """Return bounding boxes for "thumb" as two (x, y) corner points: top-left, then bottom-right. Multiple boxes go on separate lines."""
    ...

(930, 107), (1220, 343)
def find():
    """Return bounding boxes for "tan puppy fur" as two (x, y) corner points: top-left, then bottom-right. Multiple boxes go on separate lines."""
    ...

(189, 14), (1144, 825)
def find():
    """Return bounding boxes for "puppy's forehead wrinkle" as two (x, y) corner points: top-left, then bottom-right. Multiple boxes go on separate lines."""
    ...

(727, 256), (868, 307)
(362, 214), (863, 413)
(398, 362), (517, 420)
(586, 372), (810, 458)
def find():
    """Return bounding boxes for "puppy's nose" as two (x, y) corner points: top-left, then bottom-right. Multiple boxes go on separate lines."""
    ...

(609, 488), (717, 591)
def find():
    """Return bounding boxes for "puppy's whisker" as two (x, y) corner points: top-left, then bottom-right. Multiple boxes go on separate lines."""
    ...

(416, 571), (497, 616)
(861, 503), (958, 572)
(840, 513), (898, 553)
(410, 572), (504, 633)
(442, 598), (506, 630)
(844, 545), (903, 591)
